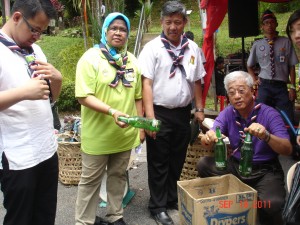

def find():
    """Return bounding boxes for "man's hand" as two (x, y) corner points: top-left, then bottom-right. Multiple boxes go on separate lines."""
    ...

(22, 76), (50, 100)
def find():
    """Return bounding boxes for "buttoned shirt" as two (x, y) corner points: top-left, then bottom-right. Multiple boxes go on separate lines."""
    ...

(247, 36), (298, 82)
(138, 36), (206, 109)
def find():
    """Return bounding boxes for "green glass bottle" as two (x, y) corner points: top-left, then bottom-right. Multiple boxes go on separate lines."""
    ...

(117, 116), (161, 132)
(214, 126), (227, 170)
(239, 132), (253, 177)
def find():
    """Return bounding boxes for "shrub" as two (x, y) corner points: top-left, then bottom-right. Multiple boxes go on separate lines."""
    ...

(56, 42), (85, 111)
(57, 80), (81, 111)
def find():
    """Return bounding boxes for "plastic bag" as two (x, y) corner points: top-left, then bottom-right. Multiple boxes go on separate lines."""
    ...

(283, 163), (300, 224)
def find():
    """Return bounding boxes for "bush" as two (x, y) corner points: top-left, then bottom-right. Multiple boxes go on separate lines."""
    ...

(56, 42), (85, 111)
(58, 80), (81, 111)
(37, 36), (84, 112)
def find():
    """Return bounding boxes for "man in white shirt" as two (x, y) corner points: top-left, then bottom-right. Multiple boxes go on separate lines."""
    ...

(138, 1), (205, 225)
(0, 1), (62, 225)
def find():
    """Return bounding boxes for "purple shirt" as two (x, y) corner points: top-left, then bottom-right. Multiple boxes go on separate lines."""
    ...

(212, 103), (289, 163)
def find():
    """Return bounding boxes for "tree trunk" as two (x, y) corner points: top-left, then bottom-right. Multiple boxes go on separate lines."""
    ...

(80, 9), (88, 50)
(4, 0), (10, 17)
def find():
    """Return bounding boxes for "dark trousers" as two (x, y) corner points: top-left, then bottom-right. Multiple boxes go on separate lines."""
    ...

(146, 104), (191, 214)
(197, 156), (286, 225)
(258, 80), (294, 124)
(0, 152), (59, 225)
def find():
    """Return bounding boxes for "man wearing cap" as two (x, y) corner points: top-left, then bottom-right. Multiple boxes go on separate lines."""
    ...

(75, 12), (143, 225)
(247, 9), (298, 126)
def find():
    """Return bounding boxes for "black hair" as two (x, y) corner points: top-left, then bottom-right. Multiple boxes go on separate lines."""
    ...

(185, 31), (194, 40)
(12, 0), (57, 20)
(215, 56), (224, 65)
(286, 9), (300, 40)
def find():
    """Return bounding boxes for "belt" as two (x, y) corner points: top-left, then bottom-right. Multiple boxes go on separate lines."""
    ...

(154, 103), (192, 111)
(260, 78), (286, 85)
(232, 157), (280, 170)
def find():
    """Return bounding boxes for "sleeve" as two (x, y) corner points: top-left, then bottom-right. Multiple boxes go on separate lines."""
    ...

(33, 44), (47, 62)
(199, 48), (206, 64)
(212, 108), (229, 135)
(137, 42), (156, 80)
(288, 39), (299, 66)
(134, 58), (142, 100)
(196, 47), (206, 79)
(266, 108), (290, 139)
(75, 50), (98, 97)
(247, 42), (258, 67)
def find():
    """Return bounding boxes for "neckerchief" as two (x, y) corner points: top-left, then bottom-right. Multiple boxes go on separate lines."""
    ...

(231, 103), (261, 155)
(265, 37), (276, 78)
(99, 43), (132, 88)
(160, 32), (189, 78)
(0, 33), (53, 102)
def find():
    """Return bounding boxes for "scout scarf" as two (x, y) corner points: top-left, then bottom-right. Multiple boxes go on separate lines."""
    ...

(160, 32), (189, 78)
(0, 32), (53, 102)
(265, 37), (276, 78)
(99, 43), (132, 88)
(231, 103), (261, 155)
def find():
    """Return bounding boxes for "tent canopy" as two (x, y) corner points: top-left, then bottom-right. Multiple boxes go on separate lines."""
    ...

(200, 0), (294, 106)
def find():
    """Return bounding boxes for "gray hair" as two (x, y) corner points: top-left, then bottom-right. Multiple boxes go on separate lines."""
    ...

(161, 1), (187, 20)
(224, 71), (254, 92)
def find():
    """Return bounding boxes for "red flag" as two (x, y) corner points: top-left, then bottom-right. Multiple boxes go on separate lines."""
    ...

(201, 0), (228, 106)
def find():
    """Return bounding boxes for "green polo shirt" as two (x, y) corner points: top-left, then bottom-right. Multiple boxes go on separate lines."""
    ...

(75, 47), (142, 154)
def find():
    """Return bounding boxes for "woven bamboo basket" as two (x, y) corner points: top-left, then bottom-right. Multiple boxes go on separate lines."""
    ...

(180, 136), (214, 181)
(57, 141), (82, 185)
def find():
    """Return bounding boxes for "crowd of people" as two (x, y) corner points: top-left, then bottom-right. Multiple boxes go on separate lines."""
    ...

(0, 0), (300, 225)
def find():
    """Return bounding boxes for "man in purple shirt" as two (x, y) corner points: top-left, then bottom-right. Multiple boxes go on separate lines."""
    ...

(197, 71), (292, 225)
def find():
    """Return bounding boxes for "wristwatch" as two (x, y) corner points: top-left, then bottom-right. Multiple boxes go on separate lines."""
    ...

(195, 108), (204, 113)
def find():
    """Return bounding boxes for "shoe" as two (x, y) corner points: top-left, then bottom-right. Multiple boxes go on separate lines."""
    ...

(167, 203), (178, 210)
(151, 211), (174, 225)
(108, 218), (127, 225)
(94, 216), (109, 225)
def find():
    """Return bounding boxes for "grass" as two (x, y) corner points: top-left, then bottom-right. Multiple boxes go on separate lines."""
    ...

(37, 36), (83, 69)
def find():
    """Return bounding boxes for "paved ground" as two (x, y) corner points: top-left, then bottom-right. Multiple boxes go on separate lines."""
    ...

(0, 142), (298, 225)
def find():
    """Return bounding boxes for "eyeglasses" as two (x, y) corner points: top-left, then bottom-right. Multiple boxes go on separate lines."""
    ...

(108, 26), (128, 34)
(227, 88), (249, 97)
(22, 16), (43, 36)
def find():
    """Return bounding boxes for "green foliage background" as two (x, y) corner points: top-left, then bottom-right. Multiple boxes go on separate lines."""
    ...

(36, 0), (300, 112)
(37, 36), (84, 111)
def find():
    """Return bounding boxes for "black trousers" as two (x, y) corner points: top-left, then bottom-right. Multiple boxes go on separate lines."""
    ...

(0, 152), (59, 225)
(197, 156), (286, 225)
(146, 104), (191, 214)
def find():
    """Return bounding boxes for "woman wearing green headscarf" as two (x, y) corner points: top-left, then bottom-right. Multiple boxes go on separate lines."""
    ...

(75, 12), (144, 225)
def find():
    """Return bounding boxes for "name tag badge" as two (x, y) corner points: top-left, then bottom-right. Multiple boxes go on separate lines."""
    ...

(280, 56), (285, 63)
(125, 68), (135, 82)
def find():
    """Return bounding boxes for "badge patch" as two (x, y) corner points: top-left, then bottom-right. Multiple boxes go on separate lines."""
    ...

(125, 68), (135, 81)
(190, 55), (195, 65)
(259, 45), (265, 51)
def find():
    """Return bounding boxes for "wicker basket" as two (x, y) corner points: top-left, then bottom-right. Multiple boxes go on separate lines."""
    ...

(180, 136), (214, 181)
(57, 141), (82, 185)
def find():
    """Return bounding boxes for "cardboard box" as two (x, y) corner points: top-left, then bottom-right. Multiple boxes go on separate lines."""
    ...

(177, 174), (257, 225)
